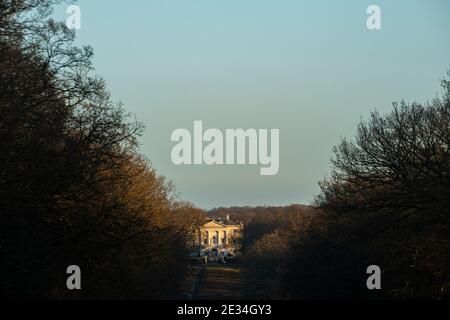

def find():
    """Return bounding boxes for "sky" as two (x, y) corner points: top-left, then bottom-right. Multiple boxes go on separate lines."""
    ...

(54, 0), (450, 209)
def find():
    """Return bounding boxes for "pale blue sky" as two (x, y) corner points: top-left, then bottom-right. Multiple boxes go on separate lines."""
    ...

(55, 1), (450, 209)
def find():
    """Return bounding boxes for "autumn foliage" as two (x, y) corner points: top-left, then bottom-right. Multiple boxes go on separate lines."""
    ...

(0, 0), (203, 299)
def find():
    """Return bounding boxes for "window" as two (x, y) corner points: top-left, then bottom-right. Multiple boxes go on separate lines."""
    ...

(222, 231), (227, 245)
(213, 231), (219, 245)
(204, 231), (209, 245)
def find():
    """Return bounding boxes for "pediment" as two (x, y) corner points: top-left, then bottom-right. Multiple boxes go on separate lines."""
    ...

(203, 221), (226, 228)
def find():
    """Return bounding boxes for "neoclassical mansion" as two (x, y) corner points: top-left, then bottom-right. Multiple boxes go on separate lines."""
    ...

(196, 216), (243, 257)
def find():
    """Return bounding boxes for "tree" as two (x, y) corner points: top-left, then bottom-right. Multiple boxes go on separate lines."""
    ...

(308, 72), (450, 299)
(1, 0), (201, 299)
(317, 75), (450, 227)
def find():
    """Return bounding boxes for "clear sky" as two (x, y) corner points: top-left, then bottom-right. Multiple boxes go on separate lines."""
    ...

(55, 0), (450, 209)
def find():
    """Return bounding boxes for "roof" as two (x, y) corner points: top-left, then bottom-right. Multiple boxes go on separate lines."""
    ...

(203, 219), (241, 228)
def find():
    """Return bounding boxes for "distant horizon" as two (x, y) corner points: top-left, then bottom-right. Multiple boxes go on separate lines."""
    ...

(204, 202), (311, 211)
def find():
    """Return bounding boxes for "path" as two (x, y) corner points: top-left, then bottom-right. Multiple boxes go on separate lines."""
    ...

(179, 262), (243, 300)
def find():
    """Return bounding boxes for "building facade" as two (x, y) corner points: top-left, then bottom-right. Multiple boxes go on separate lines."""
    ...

(196, 217), (243, 258)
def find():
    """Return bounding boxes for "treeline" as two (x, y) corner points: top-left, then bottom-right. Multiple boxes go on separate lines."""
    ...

(209, 205), (316, 249)
(224, 75), (450, 300)
(0, 0), (205, 299)
(209, 205), (320, 298)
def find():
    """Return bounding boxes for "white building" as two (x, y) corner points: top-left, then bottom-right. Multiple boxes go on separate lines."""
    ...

(196, 217), (243, 257)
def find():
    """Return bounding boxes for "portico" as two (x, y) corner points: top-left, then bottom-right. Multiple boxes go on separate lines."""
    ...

(197, 217), (242, 257)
